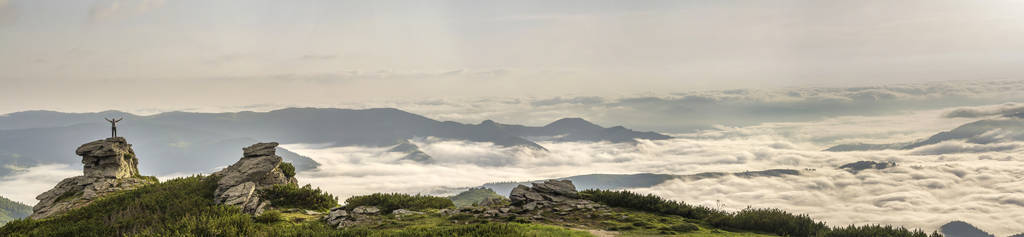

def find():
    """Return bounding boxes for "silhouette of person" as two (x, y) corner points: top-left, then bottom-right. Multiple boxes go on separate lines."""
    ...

(105, 118), (122, 138)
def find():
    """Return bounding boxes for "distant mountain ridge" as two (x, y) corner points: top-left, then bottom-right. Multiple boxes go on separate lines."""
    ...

(826, 116), (1024, 152)
(0, 108), (670, 176)
(940, 221), (994, 237)
(0, 195), (32, 226)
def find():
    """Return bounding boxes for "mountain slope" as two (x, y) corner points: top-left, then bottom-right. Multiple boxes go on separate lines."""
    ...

(826, 116), (1024, 152)
(0, 196), (31, 226)
(0, 108), (669, 176)
(940, 221), (994, 237)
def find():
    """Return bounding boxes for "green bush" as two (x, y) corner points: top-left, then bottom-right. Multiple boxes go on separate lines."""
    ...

(668, 223), (700, 232)
(726, 208), (827, 236)
(256, 184), (338, 211)
(580, 189), (933, 237)
(826, 225), (941, 237)
(278, 162), (296, 178)
(345, 193), (454, 213)
(580, 189), (725, 220)
(253, 210), (283, 224)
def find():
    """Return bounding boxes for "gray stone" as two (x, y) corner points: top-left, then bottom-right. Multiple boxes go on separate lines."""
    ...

(531, 180), (578, 198)
(219, 182), (256, 206)
(30, 138), (155, 219)
(392, 209), (424, 217)
(326, 209), (349, 224)
(76, 137), (139, 179)
(352, 206), (380, 214)
(523, 201), (539, 211)
(510, 185), (544, 204)
(243, 142), (279, 158)
(212, 142), (297, 215)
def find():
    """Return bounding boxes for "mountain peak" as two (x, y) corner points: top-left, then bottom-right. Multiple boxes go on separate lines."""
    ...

(479, 119), (498, 126)
(941, 220), (995, 237)
(544, 118), (602, 131)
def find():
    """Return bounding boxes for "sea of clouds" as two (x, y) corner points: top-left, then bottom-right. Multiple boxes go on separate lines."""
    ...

(280, 106), (1024, 235)
(3, 81), (1024, 234)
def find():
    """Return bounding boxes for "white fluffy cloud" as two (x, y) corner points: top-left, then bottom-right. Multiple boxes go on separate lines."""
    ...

(0, 164), (80, 205)
(279, 107), (1024, 235)
(2, 91), (1023, 235)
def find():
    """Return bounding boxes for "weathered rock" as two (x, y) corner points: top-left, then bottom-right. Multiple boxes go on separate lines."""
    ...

(31, 138), (155, 219)
(352, 206), (380, 215)
(510, 180), (579, 206)
(76, 137), (139, 179)
(531, 180), (578, 198)
(439, 208), (459, 216)
(218, 182), (257, 206)
(324, 207), (351, 226)
(212, 142), (297, 215)
(243, 142), (279, 158)
(510, 185), (544, 204)
(392, 209), (423, 217)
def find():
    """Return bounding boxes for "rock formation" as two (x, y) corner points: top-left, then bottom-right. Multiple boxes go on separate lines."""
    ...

(211, 142), (297, 215)
(323, 179), (605, 229)
(31, 137), (156, 219)
(506, 180), (599, 214)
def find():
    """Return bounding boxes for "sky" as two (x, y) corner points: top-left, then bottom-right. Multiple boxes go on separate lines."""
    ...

(3, 1), (1024, 234)
(3, 0), (1024, 114)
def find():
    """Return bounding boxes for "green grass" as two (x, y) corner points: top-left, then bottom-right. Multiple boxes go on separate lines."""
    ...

(257, 184), (338, 211)
(0, 175), (940, 237)
(345, 193), (454, 213)
(0, 176), (589, 237)
(581, 189), (940, 237)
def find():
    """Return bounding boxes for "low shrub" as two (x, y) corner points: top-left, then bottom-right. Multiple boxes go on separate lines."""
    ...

(278, 162), (296, 178)
(253, 210), (283, 224)
(345, 193), (454, 213)
(668, 223), (700, 232)
(256, 184), (338, 211)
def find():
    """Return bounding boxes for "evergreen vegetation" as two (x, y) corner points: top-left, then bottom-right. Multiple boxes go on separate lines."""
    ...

(580, 189), (941, 237)
(256, 184), (338, 211)
(345, 193), (454, 213)
(0, 176), (588, 236)
(0, 196), (33, 226)
(278, 162), (296, 178)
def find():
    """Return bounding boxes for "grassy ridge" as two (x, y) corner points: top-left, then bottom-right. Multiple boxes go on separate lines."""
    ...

(0, 176), (586, 236)
(581, 189), (941, 237)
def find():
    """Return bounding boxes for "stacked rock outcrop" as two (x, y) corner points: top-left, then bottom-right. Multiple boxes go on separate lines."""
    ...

(434, 180), (603, 221)
(211, 142), (297, 215)
(30, 137), (156, 219)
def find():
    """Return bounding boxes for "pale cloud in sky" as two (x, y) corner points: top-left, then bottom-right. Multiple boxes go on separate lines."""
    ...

(4, 0), (1024, 114)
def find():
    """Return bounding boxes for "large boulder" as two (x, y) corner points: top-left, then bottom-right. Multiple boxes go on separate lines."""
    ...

(31, 137), (155, 219)
(211, 142), (297, 214)
(510, 180), (578, 204)
(76, 137), (139, 179)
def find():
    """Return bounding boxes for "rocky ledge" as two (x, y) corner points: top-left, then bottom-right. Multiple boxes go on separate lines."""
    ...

(211, 142), (297, 215)
(31, 137), (156, 219)
(322, 179), (604, 229)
